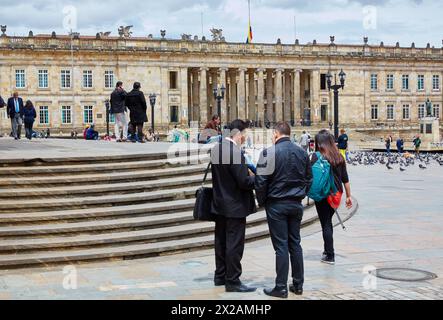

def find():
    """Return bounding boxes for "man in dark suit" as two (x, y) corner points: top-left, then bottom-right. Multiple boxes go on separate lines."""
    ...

(125, 82), (147, 143)
(255, 122), (313, 298)
(210, 119), (257, 293)
(7, 92), (25, 140)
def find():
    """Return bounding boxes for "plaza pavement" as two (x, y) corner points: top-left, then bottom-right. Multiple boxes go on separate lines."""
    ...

(0, 139), (442, 300)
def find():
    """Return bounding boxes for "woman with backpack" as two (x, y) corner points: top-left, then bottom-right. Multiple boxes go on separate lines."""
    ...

(310, 130), (353, 265)
(23, 100), (37, 140)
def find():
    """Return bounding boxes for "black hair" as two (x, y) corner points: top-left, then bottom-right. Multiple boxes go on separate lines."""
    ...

(133, 82), (141, 90)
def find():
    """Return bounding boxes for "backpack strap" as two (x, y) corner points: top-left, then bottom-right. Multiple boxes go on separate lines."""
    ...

(201, 162), (212, 187)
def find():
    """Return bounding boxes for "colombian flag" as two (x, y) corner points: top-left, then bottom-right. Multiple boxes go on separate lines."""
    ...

(246, 23), (253, 44)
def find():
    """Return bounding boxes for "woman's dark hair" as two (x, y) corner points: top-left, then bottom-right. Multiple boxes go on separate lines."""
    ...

(25, 100), (34, 108)
(315, 129), (345, 167)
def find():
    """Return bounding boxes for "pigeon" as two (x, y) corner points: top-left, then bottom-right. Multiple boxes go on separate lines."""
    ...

(400, 167), (406, 172)
(419, 164), (427, 169)
(386, 163), (394, 170)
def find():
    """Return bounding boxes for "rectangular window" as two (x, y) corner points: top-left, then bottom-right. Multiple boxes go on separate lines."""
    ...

(61, 70), (71, 88)
(169, 71), (178, 90)
(61, 106), (72, 124)
(83, 106), (93, 124)
(402, 75), (409, 90)
(15, 69), (26, 88)
(83, 70), (93, 88)
(38, 70), (48, 88)
(39, 106), (49, 125)
(418, 104), (425, 119)
(434, 104), (440, 119)
(417, 75), (425, 91)
(320, 74), (327, 91)
(386, 74), (394, 90)
(371, 104), (378, 120)
(104, 71), (114, 89)
(170, 106), (179, 123)
(402, 104), (410, 120)
(387, 104), (394, 120)
(370, 74), (378, 90)
(433, 75), (440, 91)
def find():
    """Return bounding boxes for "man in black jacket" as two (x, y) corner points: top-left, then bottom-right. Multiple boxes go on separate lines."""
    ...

(110, 81), (128, 142)
(7, 92), (25, 140)
(255, 122), (313, 298)
(210, 119), (257, 293)
(125, 82), (147, 143)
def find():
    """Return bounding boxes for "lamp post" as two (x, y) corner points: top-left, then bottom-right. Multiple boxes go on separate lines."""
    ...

(105, 99), (111, 137)
(213, 84), (226, 125)
(149, 94), (157, 132)
(326, 69), (346, 139)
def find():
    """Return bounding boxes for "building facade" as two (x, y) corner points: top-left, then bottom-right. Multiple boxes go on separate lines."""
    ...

(1, 32), (442, 134)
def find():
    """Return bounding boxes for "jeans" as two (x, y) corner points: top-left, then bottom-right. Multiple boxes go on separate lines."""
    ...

(12, 114), (23, 139)
(114, 112), (128, 140)
(131, 123), (144, 142)
(266, 200), (304, 289)
(24, 121), (34, 140)
(315, 198), (335, 258)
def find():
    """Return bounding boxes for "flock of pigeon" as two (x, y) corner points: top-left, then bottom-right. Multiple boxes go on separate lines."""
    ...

(346, 151), (443, 171)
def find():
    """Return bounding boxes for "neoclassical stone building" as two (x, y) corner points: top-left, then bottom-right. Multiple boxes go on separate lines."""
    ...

(0, 31), (442, 134)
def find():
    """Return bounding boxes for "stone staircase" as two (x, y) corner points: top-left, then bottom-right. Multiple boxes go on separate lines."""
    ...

(0, 150), (316, 269)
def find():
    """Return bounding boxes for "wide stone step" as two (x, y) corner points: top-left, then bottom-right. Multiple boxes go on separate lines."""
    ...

(0, 211), (195, 236)
(0, 199), (196, 223)
(0, 174), (209, 198)
(0, 186), (198, 212)
(0, 210), (319, 268)
(0, 154), (208, 176)
(0, 211), (272, 251)
(0, 164), (207, 187)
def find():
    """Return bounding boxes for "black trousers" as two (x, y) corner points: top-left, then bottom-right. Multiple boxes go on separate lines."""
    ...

(131, 122), (144, 141)
(214, 215), (246, 286)
(24, 122), (33, 140)
(315, 199), (335, 258)
(266, 200), (304, 289)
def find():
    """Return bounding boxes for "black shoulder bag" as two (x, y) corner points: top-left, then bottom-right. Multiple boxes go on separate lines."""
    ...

(193, 162), (216, 222)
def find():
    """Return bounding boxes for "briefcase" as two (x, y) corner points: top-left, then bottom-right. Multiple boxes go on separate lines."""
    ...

(193, 162), (216, 222)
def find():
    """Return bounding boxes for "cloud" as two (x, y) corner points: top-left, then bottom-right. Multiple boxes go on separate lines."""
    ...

(0, 0), (441, 47)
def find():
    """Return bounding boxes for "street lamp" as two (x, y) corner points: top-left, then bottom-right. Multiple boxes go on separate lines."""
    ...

(149, 94), (157, 132)
(326, 69), (346, 139)
(213, 84), (226, 124)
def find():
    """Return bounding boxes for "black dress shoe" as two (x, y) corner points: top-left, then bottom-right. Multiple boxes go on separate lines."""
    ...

(225, 283), (257, 293)
(214, 279), (226, 287)
(263, 287), (288, 299)
(289, 284), (303, 296)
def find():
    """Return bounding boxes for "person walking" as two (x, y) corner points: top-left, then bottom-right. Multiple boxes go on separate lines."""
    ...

(311, 130), (353, 265)
(23, 100), (36, 140)
(385, 135), (393, 155)
(110, 81), (128, 142)
(299, 131), (310, 153)
(337, 129), (349, 161)
(413, 135), (422, 155)
(396, 138), (404, 154)
(255, 122), (313, 298)
(7, 92), (24, 140)
(210, 119), (257, 293)
(125, 82), (148, 143)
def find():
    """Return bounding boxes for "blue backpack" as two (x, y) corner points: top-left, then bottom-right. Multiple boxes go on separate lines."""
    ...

(308, 152), (337, 202)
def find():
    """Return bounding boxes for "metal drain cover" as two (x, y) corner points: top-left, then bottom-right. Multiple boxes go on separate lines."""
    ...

(371, 268), (437, 282)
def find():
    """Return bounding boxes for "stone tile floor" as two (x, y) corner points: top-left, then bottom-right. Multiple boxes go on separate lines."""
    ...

(0, 149), (442, 300)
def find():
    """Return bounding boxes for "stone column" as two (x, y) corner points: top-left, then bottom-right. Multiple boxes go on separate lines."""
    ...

(266, 69), (274, 123)
(180, 68), (189, 125)
(293, 69), (302, 123)
(284, 70), (291, 122)
(210, 69), (218, 117)
(229, 70), (238, 121)
(192, 69), (200, 121)
(248, 69), (256, 122)
(310, 70), (320, 124)
(275, 68), (283, 122)
(238, 68), (246, 120)
(199, 67), (208, 124)
(219, 68), (228, 124)
(257, 68), (265, 126)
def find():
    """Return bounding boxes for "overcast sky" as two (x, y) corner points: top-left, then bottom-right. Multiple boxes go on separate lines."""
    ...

(0, 0), (442, 47)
